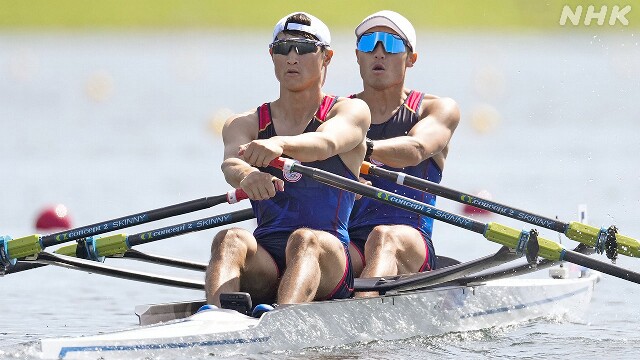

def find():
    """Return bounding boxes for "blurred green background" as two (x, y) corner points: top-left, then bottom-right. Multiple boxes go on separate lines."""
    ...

(1, 0), (638, 30)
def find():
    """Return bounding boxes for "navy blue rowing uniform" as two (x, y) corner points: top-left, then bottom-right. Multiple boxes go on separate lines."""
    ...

(349, 91), (440, 272)
(251, 95), (356, 299)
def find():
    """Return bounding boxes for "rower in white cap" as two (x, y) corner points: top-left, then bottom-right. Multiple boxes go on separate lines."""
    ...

(205, 12), (371, 310)
(348, 10), (461, 296)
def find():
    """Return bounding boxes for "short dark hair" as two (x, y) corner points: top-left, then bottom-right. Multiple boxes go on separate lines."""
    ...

(284, 13), (311, 28)
(282, 13), (318, 41)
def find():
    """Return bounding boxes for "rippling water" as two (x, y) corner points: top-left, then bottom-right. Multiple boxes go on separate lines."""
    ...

(1, 30), (639, 359)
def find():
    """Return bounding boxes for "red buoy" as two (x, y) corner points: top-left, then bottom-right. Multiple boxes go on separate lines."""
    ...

(35, 204), (73, 232)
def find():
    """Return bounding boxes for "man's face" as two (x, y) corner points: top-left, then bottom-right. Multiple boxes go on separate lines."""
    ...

(355, 26), (416, 90)
(270, 32), (333, 91)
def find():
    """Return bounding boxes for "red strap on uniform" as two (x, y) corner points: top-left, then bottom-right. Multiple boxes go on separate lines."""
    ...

(315, 95), (338, 122)
(258, 103), (271, 131)
(405, 91), (424, 112)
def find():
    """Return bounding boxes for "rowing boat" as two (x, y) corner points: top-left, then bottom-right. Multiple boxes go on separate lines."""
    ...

(5, 159), (639, 359)
(38, 269), (599, 359)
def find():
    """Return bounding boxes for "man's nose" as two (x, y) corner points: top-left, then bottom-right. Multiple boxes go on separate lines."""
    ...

(286, 46), (300, 63)
(372, 42), (386, 58)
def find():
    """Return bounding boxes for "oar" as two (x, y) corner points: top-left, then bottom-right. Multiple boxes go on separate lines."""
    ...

(354, 245), (520, 293)
(269, 157), (640, 285)
(54, 208), (255, 261)
(0, 189), (248, 268)
(35, 252), (204, 290)
(117, 249), (207, 270)
(454, 243), (595, 285)
(3, 208), (254, 275)
(360, 161), (639, 260)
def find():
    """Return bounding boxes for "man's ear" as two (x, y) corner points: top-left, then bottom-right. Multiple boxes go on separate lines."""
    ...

(323, 49), (334, 66)
(269, 48), (276, 65)
(406, 52), (418, 68)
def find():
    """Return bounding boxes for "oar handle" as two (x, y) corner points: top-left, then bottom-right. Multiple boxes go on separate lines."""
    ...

(227, 188), (248, 203)
(269, 157), (288, 170)
(360, 161), (373, 175)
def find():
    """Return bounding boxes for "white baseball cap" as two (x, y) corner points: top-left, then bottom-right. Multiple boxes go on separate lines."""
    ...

(355, 10), (416, 51)
(272, 12), (331, 46)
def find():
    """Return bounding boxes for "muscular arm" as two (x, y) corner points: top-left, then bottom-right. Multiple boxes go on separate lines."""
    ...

(280, 98), (370, 162)
(241, 98), (371, 166)
(221, 112), (259, 188)
(221, 112), (284, 200)
(370, 97), (460, 169)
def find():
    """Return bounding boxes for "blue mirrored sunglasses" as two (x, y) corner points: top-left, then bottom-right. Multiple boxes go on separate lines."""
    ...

(270, 39), (327, 55)
(356, 32), (408, 54)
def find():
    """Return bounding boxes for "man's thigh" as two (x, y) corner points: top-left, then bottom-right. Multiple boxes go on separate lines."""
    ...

(371, 225), (427, 273)
(241, 244), (280, 305)
(306, 230), (349, 299)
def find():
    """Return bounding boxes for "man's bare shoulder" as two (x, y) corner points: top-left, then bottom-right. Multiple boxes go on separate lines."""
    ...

(336, 95), (367, 105)
(422, 93), (440, 101)
(222, 109), (259, 134)
(331, 96), (370, 117)
(420, 95), (459, 120)
(224, 109), (258, 127)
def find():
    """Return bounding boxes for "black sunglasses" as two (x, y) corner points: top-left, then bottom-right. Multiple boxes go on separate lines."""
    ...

(269, 39), (327, 55)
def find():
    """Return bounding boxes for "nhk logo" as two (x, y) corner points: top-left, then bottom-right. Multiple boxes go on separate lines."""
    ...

(559, 5), (632, 26)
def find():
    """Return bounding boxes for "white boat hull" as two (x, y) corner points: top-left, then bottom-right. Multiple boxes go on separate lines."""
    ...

(39, 274), (597, 359)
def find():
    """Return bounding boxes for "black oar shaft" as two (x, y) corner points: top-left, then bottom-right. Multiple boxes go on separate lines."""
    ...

(354, 246), (519, 293)
(562, 250), (640, 284)
(37, 252), (204, 290)
(41, 194), (229, 247)
(272, 158), (640, 286)
(2, 189), (247, 266)
(1, 261), (45, 275)
(120, 249), (207, 271)
(128, 208), (255, 247)
(5, 209), (254, 276)
(51, 208), (255, 262)
(363, 163), (640, 259)
(365, 164), (568, 233)
(277, 159), (487, 234)
(458, 244), (594, 284)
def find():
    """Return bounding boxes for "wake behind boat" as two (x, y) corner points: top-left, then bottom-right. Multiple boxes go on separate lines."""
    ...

(39, 270), (598, 359)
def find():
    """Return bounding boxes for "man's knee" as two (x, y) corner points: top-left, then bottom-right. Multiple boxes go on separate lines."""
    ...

(211, 228), (253, 255)
(286, 228), (320, 253)
(367, 225), (398, 249)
